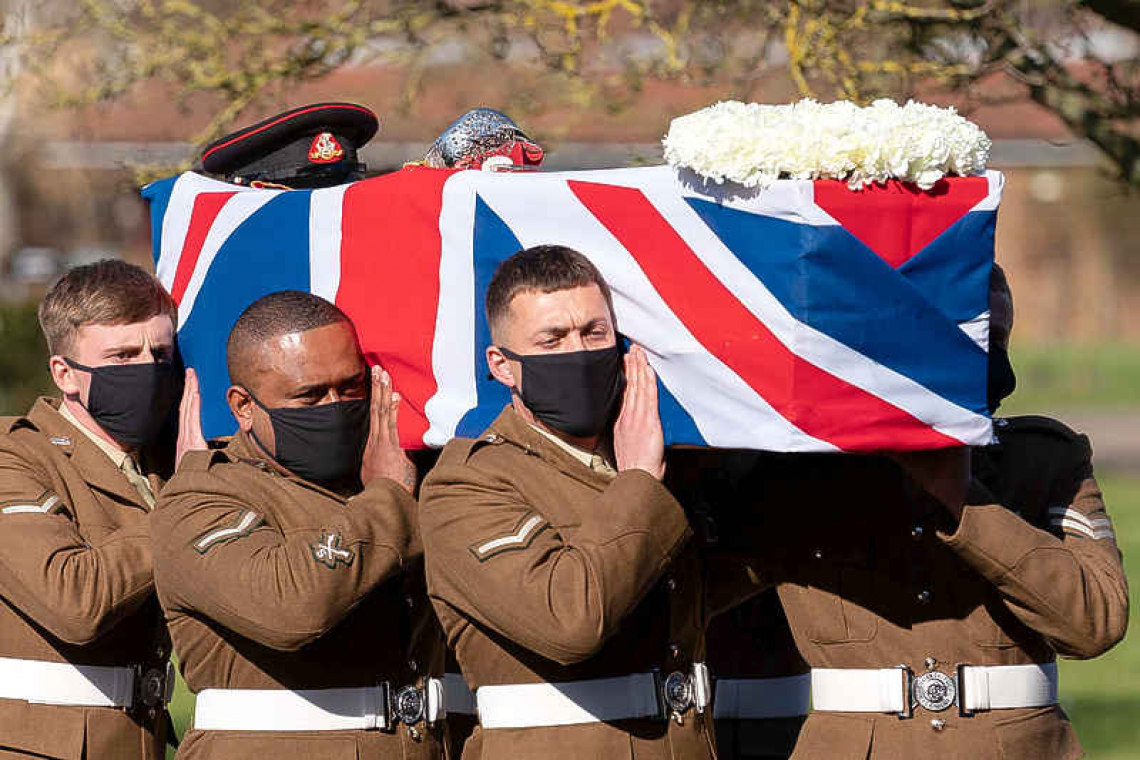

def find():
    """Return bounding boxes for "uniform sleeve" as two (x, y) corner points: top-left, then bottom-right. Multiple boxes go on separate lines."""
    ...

(0, 442), (153, 645)
(151, 461), (419, 652)
(939, 436), (1128, 659)
(419, 453), (692, 666)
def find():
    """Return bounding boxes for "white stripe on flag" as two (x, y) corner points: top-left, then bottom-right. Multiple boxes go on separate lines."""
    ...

(155, 173), (201, 290)
(958, 310), (990, 351)
(469, 172), (835, 451)
(423, 172), (480, 446)
(309, 185), (349, 301)
(173, 191), (281, 328)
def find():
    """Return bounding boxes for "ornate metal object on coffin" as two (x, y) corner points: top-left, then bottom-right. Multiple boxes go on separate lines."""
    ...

(423, 108), (543, 170)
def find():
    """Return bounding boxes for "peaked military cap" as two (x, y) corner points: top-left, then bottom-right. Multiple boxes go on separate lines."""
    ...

(200, 102), (379, 188)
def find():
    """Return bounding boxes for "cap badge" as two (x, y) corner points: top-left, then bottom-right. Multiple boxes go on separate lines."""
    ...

(308, 132), (346, 164)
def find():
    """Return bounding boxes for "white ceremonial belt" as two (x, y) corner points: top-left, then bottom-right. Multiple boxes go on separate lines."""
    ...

(0, 656), (136, 708)
(444, 673), (477, 716)
(810, 663), (1058, 717)
(477, 666), (711, 729)
(713, 674), (811, 719)
(193, 680), (445, 732)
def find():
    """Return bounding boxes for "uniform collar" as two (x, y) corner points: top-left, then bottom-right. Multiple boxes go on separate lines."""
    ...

(57, 400), (132, 470)
(226, 430), (357, 503)
(485, 407), (615, 489)
(23, 397), (157, 509)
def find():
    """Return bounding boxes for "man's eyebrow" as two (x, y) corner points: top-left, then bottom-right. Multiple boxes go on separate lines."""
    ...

(290, 382), (330, 397)
(531, 325), (572, 339)
(101, 342), (145, 355)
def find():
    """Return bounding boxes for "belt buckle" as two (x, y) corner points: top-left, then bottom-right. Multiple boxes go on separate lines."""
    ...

(394, 684), (426, 726)
(661, 670), (695, 724)
(912, 670), (957, 713)
(134, 662), (173, 712)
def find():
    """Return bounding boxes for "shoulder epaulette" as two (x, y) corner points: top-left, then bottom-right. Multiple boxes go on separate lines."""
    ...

(439, 432), (507, 466)
(179, 448), (227, 472)
(996, 415), (1083, 443)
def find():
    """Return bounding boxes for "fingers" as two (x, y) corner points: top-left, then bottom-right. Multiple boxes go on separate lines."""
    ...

(368, 366), (385, 445)
(388, 391), (401, 446)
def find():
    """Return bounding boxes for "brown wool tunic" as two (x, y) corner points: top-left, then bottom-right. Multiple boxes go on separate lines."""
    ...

(150, 432), (445, 760)
(713, 415), (1128, 760)
(420, 408), (725, 760)
(0, 399), (170, 760)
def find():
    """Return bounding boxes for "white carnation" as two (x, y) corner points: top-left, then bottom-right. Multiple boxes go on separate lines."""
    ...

(663, 98), (991, 190)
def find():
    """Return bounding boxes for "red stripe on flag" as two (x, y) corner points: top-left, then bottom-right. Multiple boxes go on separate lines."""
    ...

(568, 180), (962, 452)
(169, 191), (238, 305)
(337, 167), (458, 448)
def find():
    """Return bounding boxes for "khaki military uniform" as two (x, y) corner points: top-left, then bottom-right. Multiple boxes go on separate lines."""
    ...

(420, 408), (718, 760)
(0, 398), (170, 759)
(707, 591), (808, 760)
(715, 416), (1128, 760)
(150, 432), (444, 760)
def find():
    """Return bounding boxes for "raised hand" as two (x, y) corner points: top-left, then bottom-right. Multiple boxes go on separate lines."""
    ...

(175, 367), (208, 468)
(360, 365), (417, 494)
(613, 344), (666, 481)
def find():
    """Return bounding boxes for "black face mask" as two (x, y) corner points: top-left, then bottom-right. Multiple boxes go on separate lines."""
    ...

(245, 391), (370, 486)
(499, 344), (625, 438)
(987, 344), (1017, 414)
(65, 358), (182, 448)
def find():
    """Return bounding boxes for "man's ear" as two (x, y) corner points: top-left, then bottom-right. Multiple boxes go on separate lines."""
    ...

(48, 355), (81, 397)
(486, 345), (518, 390)
(227, 386), (255, 433)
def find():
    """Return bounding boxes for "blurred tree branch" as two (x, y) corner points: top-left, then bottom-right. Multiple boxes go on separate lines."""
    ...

(10, 0), (1140, 185)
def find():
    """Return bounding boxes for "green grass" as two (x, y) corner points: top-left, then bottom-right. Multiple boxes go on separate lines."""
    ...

(1058, 470), (1139, 760)
(1003, 343), (1140, 413)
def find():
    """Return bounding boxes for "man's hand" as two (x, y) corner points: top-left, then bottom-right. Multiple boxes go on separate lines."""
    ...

(175, 368), (208, 469)
(360, 366), (417, 494)
(889, 446), (971, 520)
(614, 345), (666, 481)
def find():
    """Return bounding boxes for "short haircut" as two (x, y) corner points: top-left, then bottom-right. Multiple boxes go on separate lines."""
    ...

(226, 290), (354, 388)
(38, 259), (178, 356)
(485, 245), (614, 340)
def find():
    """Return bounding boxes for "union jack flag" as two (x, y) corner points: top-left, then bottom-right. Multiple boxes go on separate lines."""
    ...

(143, 165), (1002, 452)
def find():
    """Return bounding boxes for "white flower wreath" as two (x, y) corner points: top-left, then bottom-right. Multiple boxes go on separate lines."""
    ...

(662, 99), (991, 191)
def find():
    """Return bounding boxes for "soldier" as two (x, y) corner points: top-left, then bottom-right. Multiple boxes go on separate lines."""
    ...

(421, 244), (726, 759)
(150, 291), (445, 759)
(715, 265), (1128, 758)
(200, 102), (379, 189)
(0, 259), (201, 759)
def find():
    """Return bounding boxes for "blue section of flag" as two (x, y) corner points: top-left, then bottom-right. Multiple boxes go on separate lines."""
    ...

(686, 197), (989, 414)
(899, 211), (996, 324)
(455, 196), (518, 437)
(142, 177), (178, 268)
(177, 192), (314, 438)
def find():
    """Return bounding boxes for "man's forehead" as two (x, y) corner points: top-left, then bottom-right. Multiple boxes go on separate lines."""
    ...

(508, 285), (610, 321)
(75, 316), (174, 344)
(250, 322), (362, 385)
